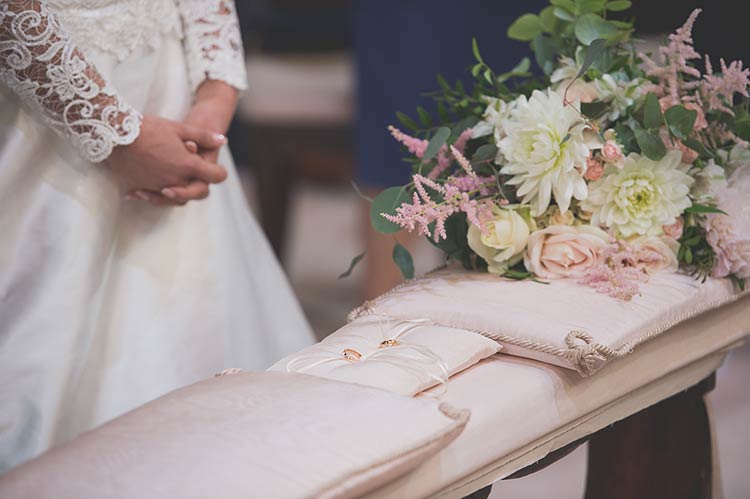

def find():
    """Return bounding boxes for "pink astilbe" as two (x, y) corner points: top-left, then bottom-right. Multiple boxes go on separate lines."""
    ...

(446, 174), (496, 196)
(641, 9), (702, 105)
(428, 129), (474, 179)
(388, 126), (476, 180)
(382, 174), (493, 242)
(388, 125), (428, 157)
(580, 239), (663, 301)
(701, 57), (750, 115)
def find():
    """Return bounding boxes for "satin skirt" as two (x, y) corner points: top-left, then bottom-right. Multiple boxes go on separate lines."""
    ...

(0, 35), (314, 472)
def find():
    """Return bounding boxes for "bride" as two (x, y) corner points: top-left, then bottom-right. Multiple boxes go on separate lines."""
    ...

(0, 0), (314, 471)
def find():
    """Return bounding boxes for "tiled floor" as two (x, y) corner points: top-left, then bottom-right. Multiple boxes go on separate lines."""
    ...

(244, 176), (750, 498)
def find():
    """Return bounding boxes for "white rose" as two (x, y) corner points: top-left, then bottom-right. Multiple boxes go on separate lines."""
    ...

(467, 206), (530, 275)
(524, 225), (609, 279)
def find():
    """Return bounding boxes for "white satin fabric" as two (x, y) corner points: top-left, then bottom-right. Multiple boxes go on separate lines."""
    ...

(270, 315), (500, 396)
(0, 34), (313, 471)
(0, 372), (469, 499)
(352, 267), (747, 375)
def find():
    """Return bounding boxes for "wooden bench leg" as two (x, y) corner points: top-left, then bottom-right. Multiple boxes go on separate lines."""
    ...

(585, 375), (715, 499)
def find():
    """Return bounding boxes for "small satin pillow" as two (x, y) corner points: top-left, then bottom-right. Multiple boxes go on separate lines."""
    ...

(269, 314), (501, 396)
(348, 266), (748, 376)
(0, 372), (469, 499)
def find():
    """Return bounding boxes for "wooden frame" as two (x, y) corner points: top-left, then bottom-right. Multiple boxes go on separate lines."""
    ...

(464, 374), (715, 499)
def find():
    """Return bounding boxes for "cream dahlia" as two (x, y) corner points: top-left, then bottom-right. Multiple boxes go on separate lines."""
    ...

(498, 88), (598, 216)
(581, 150), (694, 237)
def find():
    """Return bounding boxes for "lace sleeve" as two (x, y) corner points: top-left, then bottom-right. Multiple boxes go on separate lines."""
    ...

(176, 0), (248, 93)
(0, 0), (142, 163)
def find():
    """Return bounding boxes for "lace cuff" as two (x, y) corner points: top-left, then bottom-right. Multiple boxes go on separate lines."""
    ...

(0, 1), (142, 163)
(176, 0), (248, 93)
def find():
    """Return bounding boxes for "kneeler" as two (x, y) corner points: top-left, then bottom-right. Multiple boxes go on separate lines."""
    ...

(1, 273), (747, 499)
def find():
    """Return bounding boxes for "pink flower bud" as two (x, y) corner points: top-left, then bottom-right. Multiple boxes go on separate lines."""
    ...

(584, 157), (604, 181)
(601, 140), (624, 165)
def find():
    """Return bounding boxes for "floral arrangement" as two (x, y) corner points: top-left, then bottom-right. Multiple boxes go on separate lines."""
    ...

(361, 1), (750, 300)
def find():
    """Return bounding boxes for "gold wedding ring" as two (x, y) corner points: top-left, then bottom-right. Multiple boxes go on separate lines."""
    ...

(379, 339), (400, 348)
(342, 348), (362, 361)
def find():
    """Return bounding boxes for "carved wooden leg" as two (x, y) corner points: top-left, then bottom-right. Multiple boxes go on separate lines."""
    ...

(585, 375), (715, 499)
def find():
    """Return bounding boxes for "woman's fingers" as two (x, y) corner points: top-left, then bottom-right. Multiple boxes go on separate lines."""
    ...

(162, 181), (210, 203)
(178, 123), (227, 151)
(187, 156), (228, 184)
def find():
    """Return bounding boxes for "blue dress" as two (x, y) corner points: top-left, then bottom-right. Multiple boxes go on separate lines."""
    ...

(355, 0), (547, 187)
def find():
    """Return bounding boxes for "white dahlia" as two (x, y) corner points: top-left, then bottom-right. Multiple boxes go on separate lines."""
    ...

(498, 88), (597, 216)
(582, 150), (694, 237)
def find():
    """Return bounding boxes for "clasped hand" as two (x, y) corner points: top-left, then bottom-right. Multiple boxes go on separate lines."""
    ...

(108, 81), (238, 207)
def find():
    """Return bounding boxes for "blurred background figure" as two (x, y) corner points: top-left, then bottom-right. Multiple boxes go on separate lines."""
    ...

(228, 2), (748, 497)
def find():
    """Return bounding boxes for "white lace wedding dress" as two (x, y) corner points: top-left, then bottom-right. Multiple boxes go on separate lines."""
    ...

(0, 0), (314, 471)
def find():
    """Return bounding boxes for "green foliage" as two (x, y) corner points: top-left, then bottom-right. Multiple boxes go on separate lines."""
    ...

(507, 14), (545, 42)
(642, 93), (664, 130)
(338, 252), (366, 279)
(684, 203), (728, 215)
(509, 0), (634, 72)
(370, 187), (409, 234)
(429, 214), (476, 269)
(392, 243), (415, 279)
(574, 14), (619, 45)
(664, 105), (697, 140)
(678, 225), (717, 281)
(633, 126), (666, 160)
(423, 127), (451, 160)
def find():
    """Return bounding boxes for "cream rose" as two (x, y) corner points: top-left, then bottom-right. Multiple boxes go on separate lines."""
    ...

(467, 206), (530, 275)
(524, 225), (609, 279)
(630, 236), (679, 273)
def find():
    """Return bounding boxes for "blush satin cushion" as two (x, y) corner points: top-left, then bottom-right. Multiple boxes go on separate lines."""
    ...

(269, 314), (501, 396)
(0, 372), (469, 499)
(348, 266), (748, 376)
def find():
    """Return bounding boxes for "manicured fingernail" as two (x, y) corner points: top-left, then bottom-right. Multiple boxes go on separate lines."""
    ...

(124, 193), (137, 201)
(135, 191), (150, 202)
(161, 188), (176, 199)
(214, 133), (227, 144)
(185, 140), (198, 153)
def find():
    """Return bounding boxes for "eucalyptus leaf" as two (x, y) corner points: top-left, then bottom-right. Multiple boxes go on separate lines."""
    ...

(664, 105), (697, 140)
(472, 144), (499, 162)
(370, 186), (409, 234)
(531, 34), (557, 75)
(578, 0), (607, 14)
(338, 251), (366, 279)
(606, 0), (632, 11)
(423, 127), (451, 160)
(392, 243), (415, 279)
(683, 137), (717, 160)
(643, 93), (663, 130)
(576, 38), (607, 79)
(508, 14), (544, 42)
(634, 127), (667, 160)
(553, 6), (575, 21)
(580, 100), (609, 118)
(539, 6), (558, 33)
(575, 13), (619, 45)
(550, 0), (576, 12)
